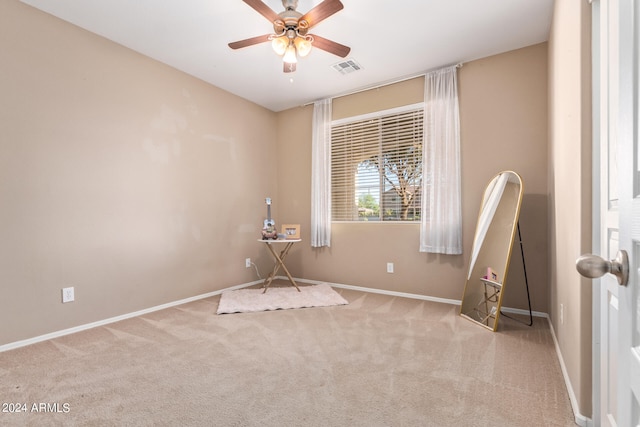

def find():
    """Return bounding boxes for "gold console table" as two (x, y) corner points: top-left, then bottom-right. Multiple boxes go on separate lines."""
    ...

(258, 239), (301, 293)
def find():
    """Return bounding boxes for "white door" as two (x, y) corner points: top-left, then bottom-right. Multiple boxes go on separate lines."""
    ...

(615, 0), (640, 424)
(595, 0), (621, 424)
(582, 0), (640, 425)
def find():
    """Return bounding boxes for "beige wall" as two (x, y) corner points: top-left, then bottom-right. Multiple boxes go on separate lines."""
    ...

(276, 43), (549, 312)
(548, 0), (593, 418)
(0, 1), (278, 345)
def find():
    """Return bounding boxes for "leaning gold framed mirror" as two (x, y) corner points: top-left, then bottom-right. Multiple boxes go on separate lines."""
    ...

(460, 171), (524, 331)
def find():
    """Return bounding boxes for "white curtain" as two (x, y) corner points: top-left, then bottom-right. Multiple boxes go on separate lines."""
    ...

(310, 98), (332, 247)
(419, 66), (462, 254)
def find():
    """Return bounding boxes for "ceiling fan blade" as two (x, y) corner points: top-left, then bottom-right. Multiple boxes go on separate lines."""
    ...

(242, 0), (280, 23)
(228, 34), (271, 50)
(283, 62), (297, 73)
(311, 34), (350, 58)
(300, 0), (344, 28)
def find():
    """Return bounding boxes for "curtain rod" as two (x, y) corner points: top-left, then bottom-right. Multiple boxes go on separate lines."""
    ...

(302, 62), (463, 107)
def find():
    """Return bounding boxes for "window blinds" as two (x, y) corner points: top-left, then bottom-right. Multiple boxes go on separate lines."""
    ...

(331, 104), (424, 221)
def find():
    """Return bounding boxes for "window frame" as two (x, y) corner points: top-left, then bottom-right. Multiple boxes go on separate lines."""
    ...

(330, 102), (425, 224)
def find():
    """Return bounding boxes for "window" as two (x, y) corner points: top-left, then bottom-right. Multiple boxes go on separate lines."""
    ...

(331, 103), (424, 222)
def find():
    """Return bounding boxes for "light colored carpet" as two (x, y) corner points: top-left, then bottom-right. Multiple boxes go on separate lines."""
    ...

(217, 283), (348, 314)
(0, 285), (576, 426)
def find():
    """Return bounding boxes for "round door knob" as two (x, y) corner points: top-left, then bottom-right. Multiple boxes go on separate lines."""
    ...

(576, 250), (629, 286)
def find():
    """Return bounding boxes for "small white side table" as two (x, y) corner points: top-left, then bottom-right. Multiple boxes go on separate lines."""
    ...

(258, 239), (301, 293)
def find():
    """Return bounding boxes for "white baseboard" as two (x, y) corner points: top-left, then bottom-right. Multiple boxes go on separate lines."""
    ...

(499, 305), (548, 318)
(545, 316), (593, 426)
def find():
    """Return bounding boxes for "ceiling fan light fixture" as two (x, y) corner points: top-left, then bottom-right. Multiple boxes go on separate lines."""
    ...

(271, 35), (288, 55)
(283, 42), (298, 63)
(294, 36), (312, 57)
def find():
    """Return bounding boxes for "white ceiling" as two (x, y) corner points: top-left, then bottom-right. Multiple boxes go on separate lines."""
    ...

(21, 0), (554, 112)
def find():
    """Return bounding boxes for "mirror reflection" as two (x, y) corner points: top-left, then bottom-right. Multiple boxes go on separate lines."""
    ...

(460, 171), (524, 331)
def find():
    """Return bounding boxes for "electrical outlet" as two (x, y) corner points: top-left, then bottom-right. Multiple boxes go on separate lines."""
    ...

(387, 262), (394, 273)
(245, 258), (251, 268)
(62, 287), (75, 303)
(560, 303), (564, 324)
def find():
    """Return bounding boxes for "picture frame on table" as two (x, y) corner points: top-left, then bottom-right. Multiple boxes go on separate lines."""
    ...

(281, 224), (300, 240)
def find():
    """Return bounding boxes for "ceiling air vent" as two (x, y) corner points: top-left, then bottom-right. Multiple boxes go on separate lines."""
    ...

(331, 59), (363, 75)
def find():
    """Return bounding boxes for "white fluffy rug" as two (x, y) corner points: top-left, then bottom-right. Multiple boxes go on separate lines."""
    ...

(217, 284), (348, 314)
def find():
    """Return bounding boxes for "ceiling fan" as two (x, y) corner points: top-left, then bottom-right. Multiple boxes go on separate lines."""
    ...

(228, 0), (351, 73)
